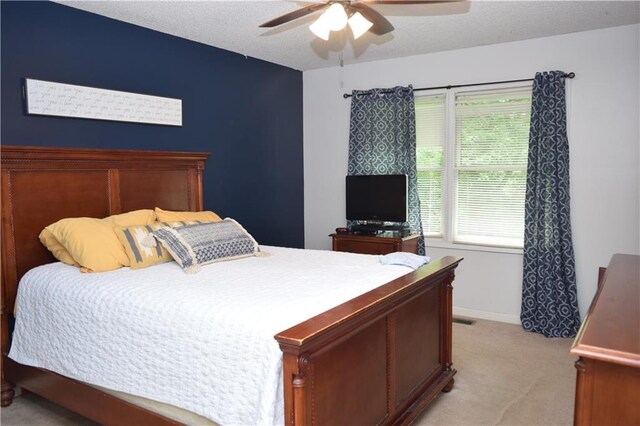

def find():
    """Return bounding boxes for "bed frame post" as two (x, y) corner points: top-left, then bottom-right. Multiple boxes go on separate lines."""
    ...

(1, 166), (16, 407)
(291, 355), (309, 425)
(1, 275), (15, 406)
(1, 375), (15, 407)
(281, 353), (298, 425)
(1, 312), (16, 407)
(441, 272), (455, 392)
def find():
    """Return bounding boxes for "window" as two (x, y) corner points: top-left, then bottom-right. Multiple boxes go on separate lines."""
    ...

(415, 95), (446, 236)
(416, 86), (532, 249)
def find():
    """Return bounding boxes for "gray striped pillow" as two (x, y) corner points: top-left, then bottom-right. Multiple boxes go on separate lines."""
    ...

(152, 218), (259, 273)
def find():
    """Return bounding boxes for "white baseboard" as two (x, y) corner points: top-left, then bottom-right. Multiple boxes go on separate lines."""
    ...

(453, 306), (521, 325)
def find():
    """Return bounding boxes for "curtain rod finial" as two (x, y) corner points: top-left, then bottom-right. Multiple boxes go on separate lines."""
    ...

(566, 72), (575, 79)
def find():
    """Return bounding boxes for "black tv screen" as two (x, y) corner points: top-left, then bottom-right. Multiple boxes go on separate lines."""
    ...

(346, 175), (407, 223)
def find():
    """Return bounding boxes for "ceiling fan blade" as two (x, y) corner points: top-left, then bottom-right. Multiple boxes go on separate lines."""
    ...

(362, 0), (458, 3)
(259, 3), (327, 28)
(350, 3), (394, 35)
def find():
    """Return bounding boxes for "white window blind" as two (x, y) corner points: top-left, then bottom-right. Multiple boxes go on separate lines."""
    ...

(415, 95), (446, 236)
(454, 87), (532, 247)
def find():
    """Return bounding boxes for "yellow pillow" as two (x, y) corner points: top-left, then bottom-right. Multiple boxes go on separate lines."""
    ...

(105, 209), (156, 227)
(155, 207), (221, 223)
(41, 210), (156, 272)
(38, 229), (78, 266)
(45, 217), (131, 273)
(114, 222), (178, 270)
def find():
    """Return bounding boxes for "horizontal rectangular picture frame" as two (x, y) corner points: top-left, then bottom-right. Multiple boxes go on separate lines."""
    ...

(23, 78), (182, 126)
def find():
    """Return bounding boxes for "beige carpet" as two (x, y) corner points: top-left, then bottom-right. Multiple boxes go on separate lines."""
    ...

(0, 319), (576, 426)
(416, 319), (575, 425)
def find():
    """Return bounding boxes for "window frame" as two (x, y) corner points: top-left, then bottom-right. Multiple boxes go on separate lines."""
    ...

(415, 82), (533, 255)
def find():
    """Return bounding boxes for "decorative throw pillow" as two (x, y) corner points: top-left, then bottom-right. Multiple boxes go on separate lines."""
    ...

(153, 219), (260, 273)
(39, 209), (155, 267)
(154, 207), (222, 223)
(42, 210), (156, 272)
(105, 209), (156, 227)
(114, 221), (201, 270)
(45, 217), (131, 272)
(38, 229), (78, 266)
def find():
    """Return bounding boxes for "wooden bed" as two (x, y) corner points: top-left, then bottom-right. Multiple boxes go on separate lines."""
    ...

(0, 145), (462, 425)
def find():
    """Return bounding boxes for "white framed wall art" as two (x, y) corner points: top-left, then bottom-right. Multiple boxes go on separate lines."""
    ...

(23, 78), (182, 126)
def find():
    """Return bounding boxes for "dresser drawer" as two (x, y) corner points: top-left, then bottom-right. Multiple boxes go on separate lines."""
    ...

(331, 234), (419, 255)
(335, 239), (398, 255)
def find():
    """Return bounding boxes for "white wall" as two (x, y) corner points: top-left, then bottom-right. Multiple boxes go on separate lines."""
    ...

(303, 24), (640, 323)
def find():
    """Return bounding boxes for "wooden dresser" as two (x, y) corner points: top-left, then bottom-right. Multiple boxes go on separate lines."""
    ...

(330, 233), (419, 255)
(571, 254), (640, 426)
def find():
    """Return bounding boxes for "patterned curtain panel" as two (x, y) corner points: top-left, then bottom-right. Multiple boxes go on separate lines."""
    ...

(521, 71), (581, 338)
(348, 86), (425, 255)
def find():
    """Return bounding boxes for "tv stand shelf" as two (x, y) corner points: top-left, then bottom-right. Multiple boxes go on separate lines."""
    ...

(330, 233), (419, 255)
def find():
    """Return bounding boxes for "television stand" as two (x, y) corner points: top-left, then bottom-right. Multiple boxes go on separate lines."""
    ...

(350, 224), (411, 237)
(330, 233), (419, 255)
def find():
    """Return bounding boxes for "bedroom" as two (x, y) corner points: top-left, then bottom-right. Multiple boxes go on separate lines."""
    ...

(1, 1), (639, 425)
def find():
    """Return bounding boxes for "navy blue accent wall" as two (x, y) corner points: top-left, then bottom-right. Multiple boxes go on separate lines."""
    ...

(1, 1), (304, 248)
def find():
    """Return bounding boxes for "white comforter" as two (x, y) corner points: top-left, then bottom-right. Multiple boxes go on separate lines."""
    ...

(9, 246), (411, 425)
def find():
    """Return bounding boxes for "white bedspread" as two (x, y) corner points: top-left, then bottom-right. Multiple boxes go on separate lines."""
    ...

(9, 246), (411, 425)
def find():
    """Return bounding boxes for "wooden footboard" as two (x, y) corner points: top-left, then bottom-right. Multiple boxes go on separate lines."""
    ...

(276, 256), (462, 425)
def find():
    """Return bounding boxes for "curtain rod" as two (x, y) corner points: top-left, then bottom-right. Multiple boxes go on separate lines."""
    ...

(342, 72), (576, 99)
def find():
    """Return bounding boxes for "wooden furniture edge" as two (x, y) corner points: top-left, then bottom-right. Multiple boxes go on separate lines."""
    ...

(570, 344), (640, 369)
(597, 267), (607, 288)
(330, 233), (420, 255)
(0, 145), (210, 163)
(572, 357), (593, 426)
(275, 256), (462, 347)
(570, 267), (606, 355)
(275, 257), (462, 425)
(4, 357), (181, 425)
(329, 233), (419, 242)
(570, 253), (640, 368)
(571, 254), (640, 426)
(391, 369), (457, 425)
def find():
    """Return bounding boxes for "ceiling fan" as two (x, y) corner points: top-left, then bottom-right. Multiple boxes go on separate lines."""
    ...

(260, 1), (455, 40)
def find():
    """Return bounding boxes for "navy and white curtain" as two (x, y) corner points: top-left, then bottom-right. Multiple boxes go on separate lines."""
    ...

(347, 85), (425, 255)
(521, 71), (581, 338)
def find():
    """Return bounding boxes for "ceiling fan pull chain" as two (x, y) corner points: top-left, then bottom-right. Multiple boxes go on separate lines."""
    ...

(340, 35), (344, 68)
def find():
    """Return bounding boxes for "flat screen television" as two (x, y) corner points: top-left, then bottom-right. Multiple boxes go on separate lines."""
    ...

(346, 174), (407, 223)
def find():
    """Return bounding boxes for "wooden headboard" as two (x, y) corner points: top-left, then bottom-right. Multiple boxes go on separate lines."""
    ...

(0, 145), (210, 318)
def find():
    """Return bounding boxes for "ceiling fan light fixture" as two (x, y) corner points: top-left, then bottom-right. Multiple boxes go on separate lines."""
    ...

(309, 14), (331, 40)
(324, 3), (348, 31)
(264, 0), (441, 40)
(348, 12), (373, 39)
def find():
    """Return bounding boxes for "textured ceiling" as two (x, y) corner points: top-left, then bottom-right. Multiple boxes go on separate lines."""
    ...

(56, 1), (640, 71)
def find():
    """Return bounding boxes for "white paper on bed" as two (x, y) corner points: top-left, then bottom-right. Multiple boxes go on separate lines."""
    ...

(9, 246), (411, 425)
